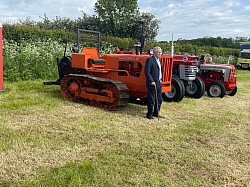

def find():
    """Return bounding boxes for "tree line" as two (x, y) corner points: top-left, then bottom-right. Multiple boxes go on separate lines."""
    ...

(175, 37), (243, 49)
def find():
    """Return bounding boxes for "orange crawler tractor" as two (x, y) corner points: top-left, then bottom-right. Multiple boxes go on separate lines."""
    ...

(44, 29), (173, 110)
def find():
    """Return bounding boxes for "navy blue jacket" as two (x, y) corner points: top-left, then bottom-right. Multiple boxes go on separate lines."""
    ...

(144, 56), (162, 89)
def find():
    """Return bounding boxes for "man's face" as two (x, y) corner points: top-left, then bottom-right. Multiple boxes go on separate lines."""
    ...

(154, 49), (162, 58)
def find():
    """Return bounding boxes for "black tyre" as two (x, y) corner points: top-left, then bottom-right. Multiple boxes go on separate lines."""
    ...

(236, 65), (242, 70)
(227, 86), (237, 96)
(185, 77), (205, 99)
(162, 77), (185, 102)
(207, 82), (226, 98)
(58, 56), (75, 80)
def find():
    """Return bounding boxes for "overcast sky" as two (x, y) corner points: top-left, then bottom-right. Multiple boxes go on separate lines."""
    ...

(0, 0), (250, 41)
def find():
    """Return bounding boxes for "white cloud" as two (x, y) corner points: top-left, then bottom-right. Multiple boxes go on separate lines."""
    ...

(223, 0), (241, 7)
(154, 0), (250, 40)
(0, 0), (96, 22)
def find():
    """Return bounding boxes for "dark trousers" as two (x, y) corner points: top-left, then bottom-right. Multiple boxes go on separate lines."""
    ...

(146, 85), (162, 117)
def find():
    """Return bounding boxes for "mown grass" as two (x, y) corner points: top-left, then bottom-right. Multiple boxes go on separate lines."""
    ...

(0, 70), (250, 187)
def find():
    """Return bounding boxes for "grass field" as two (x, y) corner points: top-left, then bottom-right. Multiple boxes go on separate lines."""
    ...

(0, 70), (250, 187)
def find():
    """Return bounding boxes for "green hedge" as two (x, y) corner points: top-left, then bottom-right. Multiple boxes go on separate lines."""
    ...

(3, 24), (76, 44)
(3, 25), (137, 50)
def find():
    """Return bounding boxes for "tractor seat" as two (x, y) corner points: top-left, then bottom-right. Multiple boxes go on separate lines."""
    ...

(90, 58), (105, 64)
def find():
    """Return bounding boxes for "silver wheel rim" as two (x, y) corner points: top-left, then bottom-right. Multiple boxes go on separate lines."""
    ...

(165, 86), (176, 99)
(186, 83), (198, 95)
(209, 85), (221, 97)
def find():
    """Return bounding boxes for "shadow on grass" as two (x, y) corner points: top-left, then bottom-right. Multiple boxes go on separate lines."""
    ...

(114, 101), (147, 118)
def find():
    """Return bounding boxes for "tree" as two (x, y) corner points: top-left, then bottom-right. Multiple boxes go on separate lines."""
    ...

(75, 13), (99, 31)
(138, 12), (160, 41)
(94, 0), (160, 40)
(17, 17), (36, 26)
(94, 0), (139, 38)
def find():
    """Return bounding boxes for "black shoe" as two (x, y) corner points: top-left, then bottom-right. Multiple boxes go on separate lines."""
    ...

(153, 113), (158, 117)
(146, 115), (154, 119)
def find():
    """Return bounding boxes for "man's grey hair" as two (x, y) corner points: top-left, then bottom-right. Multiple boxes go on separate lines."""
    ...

(153, 46), (162, 54)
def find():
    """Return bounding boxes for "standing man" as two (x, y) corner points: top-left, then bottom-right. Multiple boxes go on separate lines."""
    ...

(144, 46), (163, 119)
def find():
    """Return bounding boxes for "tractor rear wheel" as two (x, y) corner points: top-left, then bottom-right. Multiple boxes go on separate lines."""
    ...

(162, 77), (185, 102)
(185, 77), (205, 99)
(207, 82), (226, 98)
(227, 86), (237, 96)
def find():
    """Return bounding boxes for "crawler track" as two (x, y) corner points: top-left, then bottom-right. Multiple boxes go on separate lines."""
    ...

(60, 74), (130, 110)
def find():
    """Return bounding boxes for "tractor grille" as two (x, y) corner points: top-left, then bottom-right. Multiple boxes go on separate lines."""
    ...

(161, 56), (173, 83)
(180, 65), (197, 80)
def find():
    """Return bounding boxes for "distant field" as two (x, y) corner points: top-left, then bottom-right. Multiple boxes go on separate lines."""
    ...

(0, 70), (250, 187)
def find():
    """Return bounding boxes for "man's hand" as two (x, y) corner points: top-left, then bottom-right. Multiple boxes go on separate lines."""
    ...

(151, 82), (156, 86)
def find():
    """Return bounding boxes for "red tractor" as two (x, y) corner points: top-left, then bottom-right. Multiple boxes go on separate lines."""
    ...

(162, 55), (205, 102)
(199, 63), (237, 98)
(44, 29), (173, 110)
(164, 54), (237, 99)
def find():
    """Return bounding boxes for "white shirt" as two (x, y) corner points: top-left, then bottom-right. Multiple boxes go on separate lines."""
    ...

(154, 55), (162, 81)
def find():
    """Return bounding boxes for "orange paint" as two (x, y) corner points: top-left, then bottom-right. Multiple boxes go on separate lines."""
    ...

(70, 49), (173, 101)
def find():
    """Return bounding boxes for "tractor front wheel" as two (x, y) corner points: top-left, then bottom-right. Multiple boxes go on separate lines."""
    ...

(162, 77), (185, 102)
(185, 77), (205, 99)
(207, 82), (226, 98)
(227, 86), (237, 96)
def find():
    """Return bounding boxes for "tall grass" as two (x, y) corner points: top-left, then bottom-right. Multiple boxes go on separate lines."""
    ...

(3, 38), (66, 82)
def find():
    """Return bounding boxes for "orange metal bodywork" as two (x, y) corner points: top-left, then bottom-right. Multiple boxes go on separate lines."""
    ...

(70, 48), (173, 100)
